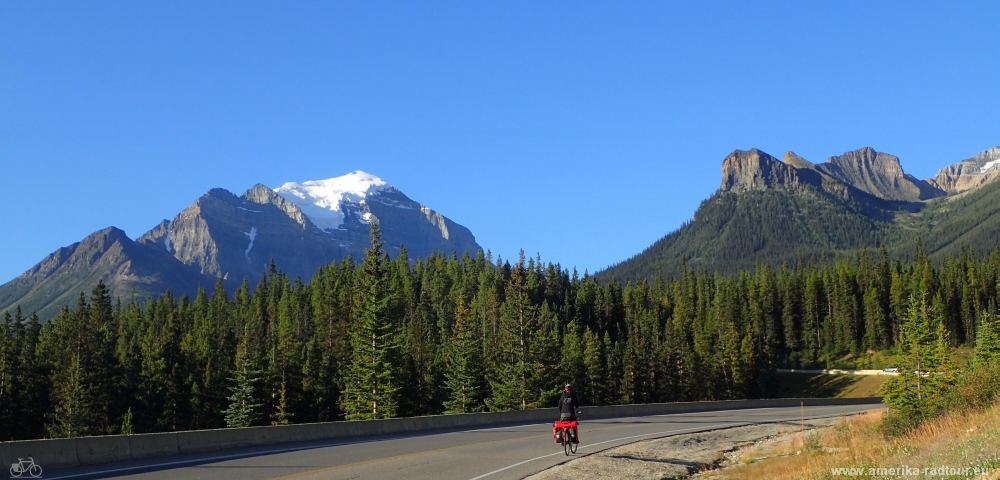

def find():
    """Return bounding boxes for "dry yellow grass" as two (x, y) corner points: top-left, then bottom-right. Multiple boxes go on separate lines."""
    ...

(704, 405), (1000, 479)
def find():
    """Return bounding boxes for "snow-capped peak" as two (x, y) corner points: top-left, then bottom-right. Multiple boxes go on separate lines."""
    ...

(274, 171), (391, 231)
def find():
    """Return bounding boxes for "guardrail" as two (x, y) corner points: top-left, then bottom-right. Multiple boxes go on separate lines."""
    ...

(0, 397), (883, 472)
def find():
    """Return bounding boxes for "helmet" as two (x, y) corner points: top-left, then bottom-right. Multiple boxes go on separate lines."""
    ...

(564, 383), (573, 391)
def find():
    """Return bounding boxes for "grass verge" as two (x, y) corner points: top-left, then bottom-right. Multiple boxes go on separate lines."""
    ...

(703, 406), (1000, 479)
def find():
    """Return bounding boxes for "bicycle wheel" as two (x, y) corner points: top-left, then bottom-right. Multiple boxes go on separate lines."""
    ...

(563, 430), (571, 455)
(28, 464), (41, 477)
(570, 437), (578, 454)
(10, 466), (22, 478)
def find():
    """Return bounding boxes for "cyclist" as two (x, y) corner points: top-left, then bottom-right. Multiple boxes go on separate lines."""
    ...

(555, 383), (580, 444)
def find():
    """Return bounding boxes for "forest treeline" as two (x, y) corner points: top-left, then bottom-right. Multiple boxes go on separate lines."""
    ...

(2, 223), (1000, 441)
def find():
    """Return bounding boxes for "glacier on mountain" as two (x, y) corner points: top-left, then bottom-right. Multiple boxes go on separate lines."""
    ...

(274, 171), (389, 231)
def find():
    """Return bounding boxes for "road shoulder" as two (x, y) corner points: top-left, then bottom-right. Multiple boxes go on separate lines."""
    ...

(526, 417), (843, 480)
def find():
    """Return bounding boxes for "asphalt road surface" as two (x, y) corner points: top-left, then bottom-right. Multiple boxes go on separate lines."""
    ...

(47, 403), (881, 480)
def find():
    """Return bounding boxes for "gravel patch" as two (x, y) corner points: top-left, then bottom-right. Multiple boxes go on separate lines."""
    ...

(525, 417), (842, 480)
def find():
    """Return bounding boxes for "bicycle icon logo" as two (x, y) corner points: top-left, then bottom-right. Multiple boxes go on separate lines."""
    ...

(9, 457), (42, 478)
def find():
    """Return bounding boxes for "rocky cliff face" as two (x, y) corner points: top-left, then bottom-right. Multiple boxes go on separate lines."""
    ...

(0, 227), (211, 320)
(932, 147), (1000, 194)
(138, 185), (348, 284)
(812, 147), (944, 202)
(720, 149), (813, 193)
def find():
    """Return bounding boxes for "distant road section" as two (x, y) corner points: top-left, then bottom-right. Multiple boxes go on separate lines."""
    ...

(46, 403), (881, 480)
(776, 368), (900, 376)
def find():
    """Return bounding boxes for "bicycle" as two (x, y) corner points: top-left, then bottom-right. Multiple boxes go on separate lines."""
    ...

(553, 418), (579, 455)
(10, 457), (42, 478)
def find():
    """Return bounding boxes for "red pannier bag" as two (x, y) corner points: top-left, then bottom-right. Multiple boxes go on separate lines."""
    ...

(553, 420), (578, 442)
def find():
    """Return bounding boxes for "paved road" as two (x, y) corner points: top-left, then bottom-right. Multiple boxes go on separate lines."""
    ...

(47, 404), (881, 480)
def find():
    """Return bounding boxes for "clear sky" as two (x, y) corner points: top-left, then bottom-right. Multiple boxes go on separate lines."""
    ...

(2, 2), (999, 284)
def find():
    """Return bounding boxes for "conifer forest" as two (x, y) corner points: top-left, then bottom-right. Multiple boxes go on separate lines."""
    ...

(3, 223), (1000, 441)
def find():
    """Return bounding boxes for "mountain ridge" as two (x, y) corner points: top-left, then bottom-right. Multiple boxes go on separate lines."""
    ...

(0, 172), (481, 320)
(597, 145), (1000, 284)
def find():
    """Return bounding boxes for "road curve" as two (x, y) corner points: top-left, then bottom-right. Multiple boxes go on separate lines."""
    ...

(47, 404), (881, 480)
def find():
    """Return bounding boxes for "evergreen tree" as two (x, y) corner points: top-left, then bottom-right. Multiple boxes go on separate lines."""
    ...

(223, 348), (264, 428)
(121, 407), (134, 435)
(486, 254), (536, 411)
(340, 221), (403, 420)
(48, 354), (91, 438)
(880, 293), (952, 420)
(582, 328), (606, 405)
(558, 321), (585, 397)
(974, 308), (1000, 365)
(442, 295), (485, 413)
(270, 380), (293, 425)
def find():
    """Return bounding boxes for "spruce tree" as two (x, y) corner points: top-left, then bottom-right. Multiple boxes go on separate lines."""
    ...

(223, 348), (264, 428)
(486, 254), (537, 411)
(49, 354), (91, 438)
(442, 295), (485, 413)
(340, 221), (402, 420)
(880, 294), (950, 421)
(974, 308), (1000, 365)
(121, 407), (134, 435)
(558, 321), (585, 397)
(270, 380), (293, 425)
(582, 328), (606, 405)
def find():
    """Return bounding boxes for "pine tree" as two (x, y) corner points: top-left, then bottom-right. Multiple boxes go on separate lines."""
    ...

(558, 321), (585, 397)
(442, 295), (485, 413)
(121, 407), (134, 435)
(582, 329), (606, 405)
(270, 380), (293, 425)
(340, 221), (402, 420)
(862, 281), (887, 351)
(223, 348), (264, 428)
(974, 308), (1000, 365)
(49, 354), (91, 438)
(880, 293), (950, 421)
(486, 253), (537, 411)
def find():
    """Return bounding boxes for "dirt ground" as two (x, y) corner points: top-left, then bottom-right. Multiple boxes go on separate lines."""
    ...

(525, 417), (843, 480)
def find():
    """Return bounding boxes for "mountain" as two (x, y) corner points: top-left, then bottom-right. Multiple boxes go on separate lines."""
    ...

(0, 228), (213, 320)
(597, 146), (1000, 284)
(0, 171), (481, 319)
(931, 147), (1000, 194)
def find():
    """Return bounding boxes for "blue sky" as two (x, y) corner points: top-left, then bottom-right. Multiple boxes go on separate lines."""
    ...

(2, 1), (999, 284)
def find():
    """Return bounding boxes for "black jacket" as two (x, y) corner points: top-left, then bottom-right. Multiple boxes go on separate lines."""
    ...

(558, 391), (580, 418)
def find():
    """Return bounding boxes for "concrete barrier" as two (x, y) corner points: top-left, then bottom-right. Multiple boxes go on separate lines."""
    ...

(0, 397), (883, 474)
(127, 432), (179, 459)
(7, 438), (79, 470)
(212, 426), (258, 450)
(0, 441), (10, 474)
(176, 429), (221, 455)
(76, 434), (130, 466)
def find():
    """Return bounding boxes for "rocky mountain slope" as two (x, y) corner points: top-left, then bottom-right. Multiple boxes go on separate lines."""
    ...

(598, 146), (1000, 283)
(0, 171), (481, 319)
(0, 228), (214, 320)
(931, 146), (1000, 194)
